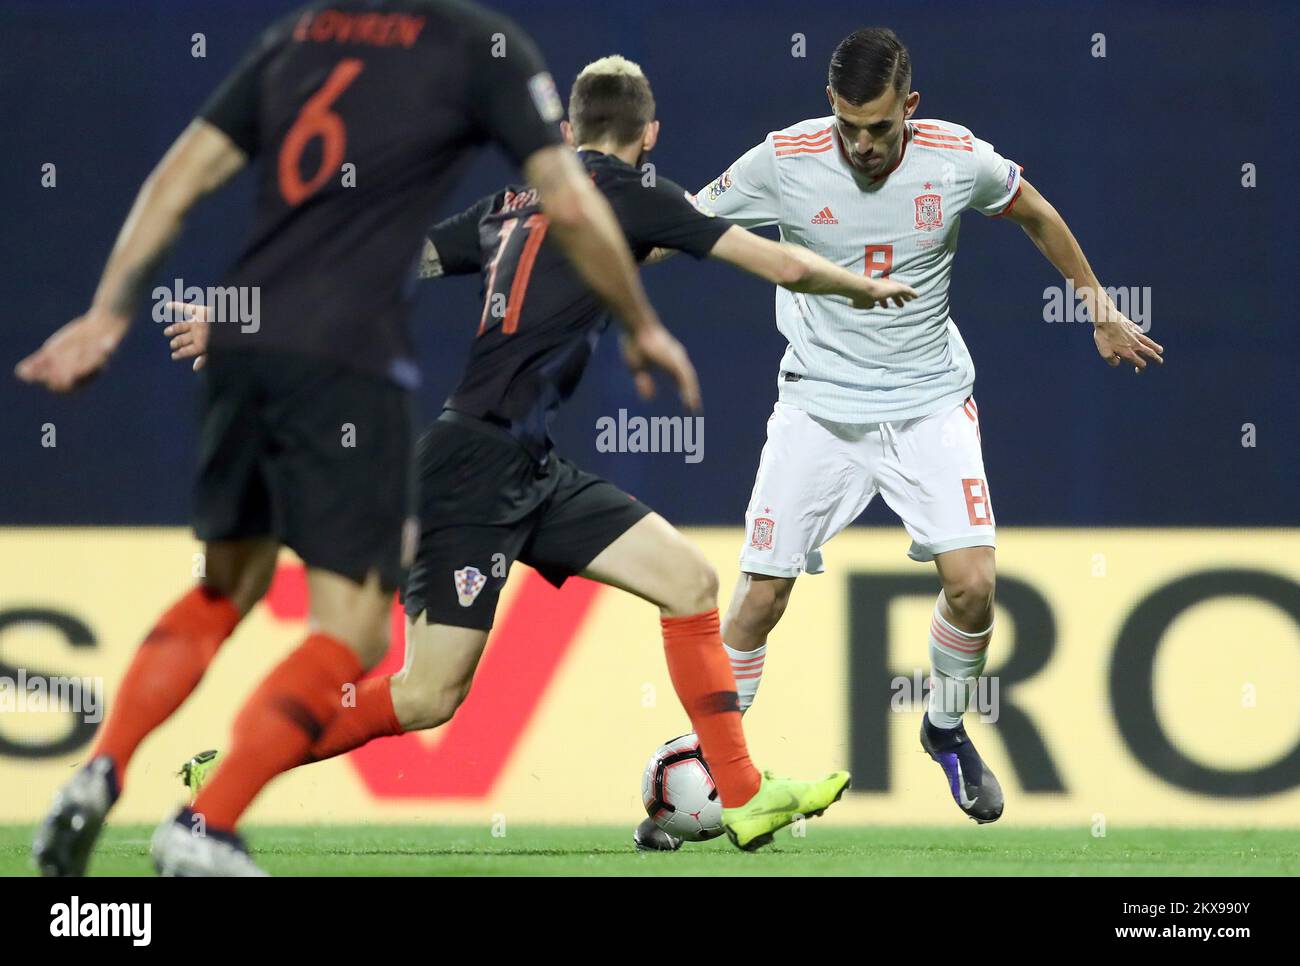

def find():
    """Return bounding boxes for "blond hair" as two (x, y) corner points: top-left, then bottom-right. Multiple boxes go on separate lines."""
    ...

(569, 55), (655, 145)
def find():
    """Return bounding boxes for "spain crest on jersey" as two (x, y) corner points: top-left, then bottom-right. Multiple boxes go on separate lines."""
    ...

(914, 192), (944, 232)
(454, 566), (487, 608)
(750, 517), (775, 550)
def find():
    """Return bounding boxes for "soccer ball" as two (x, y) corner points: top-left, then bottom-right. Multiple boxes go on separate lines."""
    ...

(641, 733), (724, 841)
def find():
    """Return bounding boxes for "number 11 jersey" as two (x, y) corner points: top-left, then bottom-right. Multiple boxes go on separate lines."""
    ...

(423, 148), (731, 462)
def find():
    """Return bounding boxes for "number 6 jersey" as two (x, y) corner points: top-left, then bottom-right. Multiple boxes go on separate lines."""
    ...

(198, 0), (564, 389)
(693, 117), (1023, 423)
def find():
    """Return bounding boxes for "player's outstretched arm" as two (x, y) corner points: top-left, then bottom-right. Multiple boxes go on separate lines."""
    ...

(418, 193), (496, 281)
(525, 144), (700, 410)
(708, 225), (918, 309)
(15, 121), (247, 392)
(1003, 178), (1164, 371)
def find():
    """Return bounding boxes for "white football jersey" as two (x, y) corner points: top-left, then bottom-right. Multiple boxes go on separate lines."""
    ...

(694, 117), (1022, 423)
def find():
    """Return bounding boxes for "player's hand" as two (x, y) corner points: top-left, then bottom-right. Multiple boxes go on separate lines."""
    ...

(1093, 309), (1163, 372)
(621, 325), (702, 412)
(854, 277), (918, 310)
(162, 301), (211, 371)
(14, 309), (128, 393)
(640, 247), (679, 267)
(619, 333), (656, 401)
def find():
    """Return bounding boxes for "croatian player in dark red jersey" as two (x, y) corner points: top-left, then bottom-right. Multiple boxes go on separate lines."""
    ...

(163, 54), (918, 854)
(18, 1), (721, 877)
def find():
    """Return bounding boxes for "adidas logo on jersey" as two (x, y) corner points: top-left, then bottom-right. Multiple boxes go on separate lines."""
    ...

(810, 206), (839, 225)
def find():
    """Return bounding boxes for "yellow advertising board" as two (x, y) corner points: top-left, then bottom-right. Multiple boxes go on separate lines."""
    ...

(1, 527), (1298, 828)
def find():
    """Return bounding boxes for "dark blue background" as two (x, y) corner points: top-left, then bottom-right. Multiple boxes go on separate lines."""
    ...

(2, 0), (1296, 526)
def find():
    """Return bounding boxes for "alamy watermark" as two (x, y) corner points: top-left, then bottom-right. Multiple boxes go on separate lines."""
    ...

(1043, 280), (1151, 331)
(890, 670), (999, 723)
(49, 897), (151, 946)
(152, 279), (260, 333)
(596, 408), (704, 464)
(0, 669), (103, 723)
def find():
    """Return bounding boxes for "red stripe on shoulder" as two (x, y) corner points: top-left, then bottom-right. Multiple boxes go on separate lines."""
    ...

(912, 137), (974, 153)
(912, 122), (972, 141)
(776, 145), (833, 158)
(773, 127), (831, 145)
(774, 135), (831, 152)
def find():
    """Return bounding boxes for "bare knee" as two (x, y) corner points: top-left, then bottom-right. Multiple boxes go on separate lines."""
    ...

(315, 610), (391, 670)
(660, 546), (719, 617)
(350, 617), (392, 670)
(202, 539), (278, 615)
(724, 574), (794, 646)
(307, 569), (395, 670)
(942, 567), (996, 629)
(390, 669), (467, 732)
(389, 621), (487, 732)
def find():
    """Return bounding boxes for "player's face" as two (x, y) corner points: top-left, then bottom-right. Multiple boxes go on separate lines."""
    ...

(827, 87), (918, 175)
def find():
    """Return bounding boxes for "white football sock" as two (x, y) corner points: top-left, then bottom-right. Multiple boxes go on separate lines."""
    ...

(927, 594), (992, 729)
(723, 642), (766, 713)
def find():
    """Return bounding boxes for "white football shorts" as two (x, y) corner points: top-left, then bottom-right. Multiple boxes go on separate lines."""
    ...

(739, 397), (995, 577)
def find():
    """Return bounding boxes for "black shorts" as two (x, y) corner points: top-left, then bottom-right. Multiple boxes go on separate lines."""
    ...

(193, 348), (415, 590)
(403, 410), (653, 630)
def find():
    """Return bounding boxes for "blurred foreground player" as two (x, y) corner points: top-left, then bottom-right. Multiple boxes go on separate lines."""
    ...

(164, 56), (911, 851)
(19, 1), (702, 876)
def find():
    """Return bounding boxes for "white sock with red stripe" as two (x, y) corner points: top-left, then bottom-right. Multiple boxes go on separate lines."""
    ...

(927, 594), (992, 729)
(723, 642), (766, 713)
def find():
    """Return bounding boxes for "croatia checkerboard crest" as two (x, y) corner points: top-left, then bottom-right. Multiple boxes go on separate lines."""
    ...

(454, 565), (487, 607)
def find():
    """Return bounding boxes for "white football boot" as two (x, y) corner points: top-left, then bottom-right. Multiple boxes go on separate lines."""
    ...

(151, 809), (268, 877)
(33, 756), (117, 876)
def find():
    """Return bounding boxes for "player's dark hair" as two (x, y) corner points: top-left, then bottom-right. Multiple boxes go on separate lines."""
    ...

(828, 27), (912, 105)
(568, 59), (655, 146)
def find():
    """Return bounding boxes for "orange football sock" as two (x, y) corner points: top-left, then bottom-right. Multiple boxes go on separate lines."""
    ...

(92, 586), (242, 785)
(303, 674), (402, 763)
(193, 633), (361, 832)
(661, 609), (762, 807)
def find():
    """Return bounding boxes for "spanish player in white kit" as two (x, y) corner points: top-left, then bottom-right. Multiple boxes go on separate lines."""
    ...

(632, 27), (1163, 850)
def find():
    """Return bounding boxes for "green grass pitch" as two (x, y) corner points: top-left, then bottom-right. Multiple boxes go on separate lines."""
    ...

(3, 825), (1298, 876)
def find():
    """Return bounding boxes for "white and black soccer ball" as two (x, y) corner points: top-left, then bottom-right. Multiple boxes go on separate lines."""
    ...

(641, 733), (724, 841)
